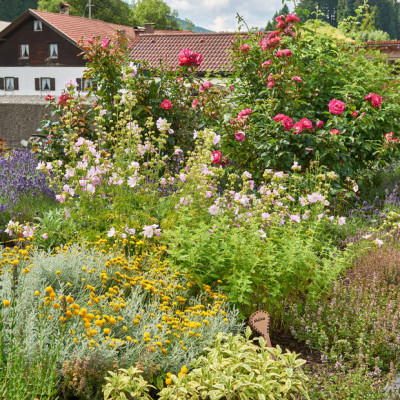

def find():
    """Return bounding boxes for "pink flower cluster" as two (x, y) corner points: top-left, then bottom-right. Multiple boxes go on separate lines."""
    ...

(328, 99), (345, 114)
(274, 114), (293, 130)
(365, 92), (382, 108)
(259, 33), (282, 51)
(178, 48), (202, 67)
(293, 118), (312, 134)
(199, 81), (213, 93)
(276, 49), (292, 58)
(238, 108), (253, 119)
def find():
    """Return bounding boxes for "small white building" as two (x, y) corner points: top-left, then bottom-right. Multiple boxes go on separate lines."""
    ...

(0, 2), (140, 96)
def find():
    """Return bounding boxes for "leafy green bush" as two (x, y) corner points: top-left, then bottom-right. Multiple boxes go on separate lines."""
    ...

(224, 15), (400, 185)
(158, 326), (309, 400)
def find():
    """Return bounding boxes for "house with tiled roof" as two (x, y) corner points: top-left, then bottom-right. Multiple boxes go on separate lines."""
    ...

(364, 40), (400, 60)
(130, 32), (238, 75)
(0, 2), (192, 96)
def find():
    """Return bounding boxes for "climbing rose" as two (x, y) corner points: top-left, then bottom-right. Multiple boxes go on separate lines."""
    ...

(329, 99), (345, 114)
(262, 60), (273, 68)
(238, 108), (253, 119)
(286, 14), (300, 23)
(160, 99), (172, 109)
(240, 44), (250, 52)
(365, 93), (382, 108)
(211, 150), (222, 164)
(178, 48), (202, 67)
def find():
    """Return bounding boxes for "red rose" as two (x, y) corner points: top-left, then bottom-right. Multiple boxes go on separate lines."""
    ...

(282, 116), (293, 130)
(178, 48), (202, 67)
(212, 150), (222, 164)
(161, 99), (172, 109)
(235, 131), (246, 141)
(316, 120), (324, 128)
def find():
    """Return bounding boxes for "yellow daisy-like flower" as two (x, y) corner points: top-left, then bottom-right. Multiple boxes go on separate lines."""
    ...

(3, 300), (10, 307)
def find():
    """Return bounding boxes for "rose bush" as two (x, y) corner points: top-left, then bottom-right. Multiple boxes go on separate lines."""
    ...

(223, 14), (400, 190)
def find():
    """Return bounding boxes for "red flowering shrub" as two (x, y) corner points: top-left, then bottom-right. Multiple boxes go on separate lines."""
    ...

(224, 13), (400, 189)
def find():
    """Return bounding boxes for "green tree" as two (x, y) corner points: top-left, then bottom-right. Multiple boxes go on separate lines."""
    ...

(0, 0), (38, 21)
(131, 0), (181, 30)
(265, 4), (290, 31)
(38, 0), (132, 25)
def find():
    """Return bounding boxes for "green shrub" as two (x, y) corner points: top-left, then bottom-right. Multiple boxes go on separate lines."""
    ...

(158, 326), (309, 400)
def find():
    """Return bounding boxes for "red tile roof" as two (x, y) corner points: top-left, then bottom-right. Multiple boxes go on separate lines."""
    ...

(0, 9), (191, 48)
(30, 9), (139, 46)
(130, 32), (237, 73)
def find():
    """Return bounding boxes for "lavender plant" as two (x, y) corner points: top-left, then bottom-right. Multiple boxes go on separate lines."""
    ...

(0, 149), (55, 243)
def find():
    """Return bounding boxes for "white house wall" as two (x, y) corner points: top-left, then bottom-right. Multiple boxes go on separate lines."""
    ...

(0, 66), (86, 96)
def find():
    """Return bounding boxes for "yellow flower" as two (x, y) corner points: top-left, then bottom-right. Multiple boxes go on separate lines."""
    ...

(165, 378), (172, 385)
(103, 328), (111, 335)
(3, 300), (10, 307)
(34, 291), (41, 296)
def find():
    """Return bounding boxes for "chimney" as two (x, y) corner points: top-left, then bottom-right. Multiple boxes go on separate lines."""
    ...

(59, 2), (70, 15)
(144, 23), (155, 34)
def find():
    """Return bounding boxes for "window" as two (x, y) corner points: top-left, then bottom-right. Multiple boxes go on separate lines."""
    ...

(0, 77), (19, 91)
(20, 44), (29, 58)
(35, 77), (55, 91)
(49, 43), (58, 58)
(33, 20), (42, 31)
(76, 77), (96, 91)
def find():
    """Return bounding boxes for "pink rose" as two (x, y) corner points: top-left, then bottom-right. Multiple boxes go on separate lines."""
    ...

(352, 111), (357, 117)
(282, 116), (293, 130)
(212, 150), (222, 164)
(286, 14), (300, 23)
(299, 118), (312, 130)
(161, 99), (172, 109)
(235, 131), (246, 141)
(329, 99), (345, 114)
(276, 49), (292, 57)
(385, 132), (394, 141)
(262, 60), (272, 68)
(316, 120), (324, 128)
(240, 44), (250, 52)
(331, 129), (340, 135)
(192, 99), (199, 108)
(365, 93), (382, 108)
(292, 76), (302, 82)
(238, 108), (253, 119)
(200, 81), (213, 92)
(273, 114), (285, 122)
(267, 81), (275, 87)
(178, 48), (202, 67)
(101, 38), (110, 48)
(293, 121), (303, 134)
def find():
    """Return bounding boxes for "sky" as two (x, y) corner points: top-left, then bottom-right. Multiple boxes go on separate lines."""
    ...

(165, 0), (289, 32)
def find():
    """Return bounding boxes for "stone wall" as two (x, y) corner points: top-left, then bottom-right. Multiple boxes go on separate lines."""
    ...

(0, 96), (48, 148)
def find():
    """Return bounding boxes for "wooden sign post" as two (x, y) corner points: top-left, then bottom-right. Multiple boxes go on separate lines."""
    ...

(249, 310), (275, 360)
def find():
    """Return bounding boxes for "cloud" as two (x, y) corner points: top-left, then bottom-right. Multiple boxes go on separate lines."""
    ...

(167, 0), (286, 31)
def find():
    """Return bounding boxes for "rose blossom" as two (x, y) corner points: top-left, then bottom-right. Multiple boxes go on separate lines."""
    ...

(160, 99), (172, 109)
(385, 132), (394, 141)
(352, 111), (357, 117)
(276, 49), (292, 57)
(240, 44), (250, 52)
(291, 76), (302, 82)
(331, 129), (340, 135)
(211, 150), (222, 164)
(262, 60), (273, 68)
(282, 116), (293, 130)
(365, 92), (382, 108)
(329, 99), (345, 114)
(238, 108), (253, 119)
(178, 48), (202, 67)
(235, 131), (246, 141)
(316, 120), (324, 128)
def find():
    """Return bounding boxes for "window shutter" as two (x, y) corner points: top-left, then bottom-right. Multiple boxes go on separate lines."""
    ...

(50, 78), (55, 91)
(0, 78), (4, 90)
(76, 78), (82, 91)
(14, 78), (19, 90)
(35, 78), (40, 91)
